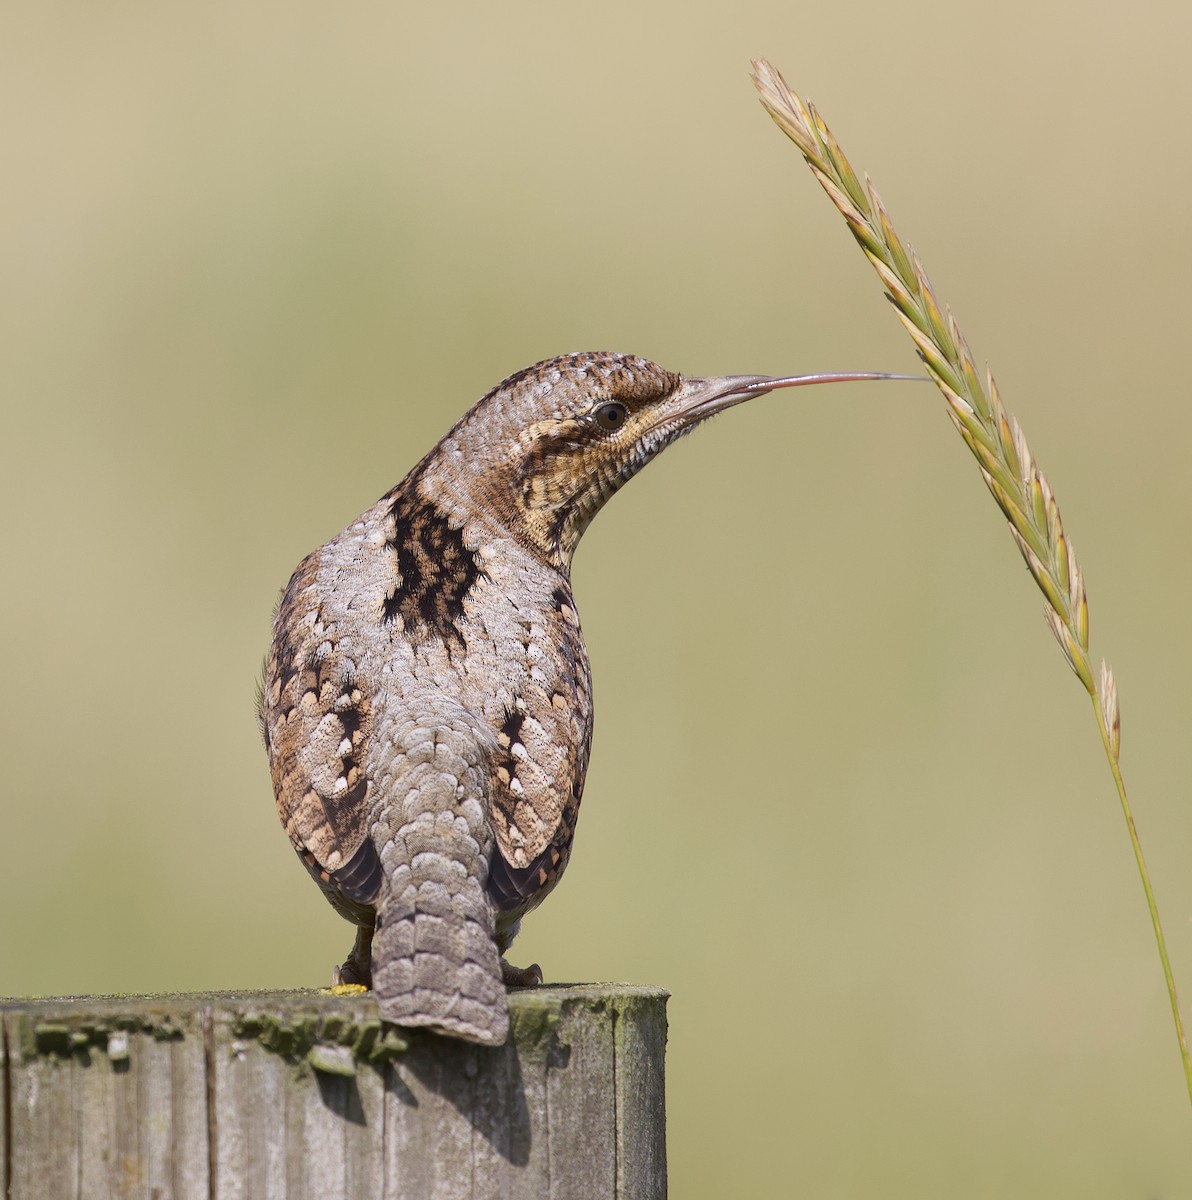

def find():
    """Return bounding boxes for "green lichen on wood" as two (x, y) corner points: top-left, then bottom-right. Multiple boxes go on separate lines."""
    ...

(230, 1008), (408, 1073)
(20, 1011), (185, 1060)
(306, 1043), (356, 1077)
(509, 990), (564, 1052)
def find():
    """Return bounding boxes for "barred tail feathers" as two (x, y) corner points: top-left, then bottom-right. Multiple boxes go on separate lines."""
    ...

(369, 750), (508, 1045)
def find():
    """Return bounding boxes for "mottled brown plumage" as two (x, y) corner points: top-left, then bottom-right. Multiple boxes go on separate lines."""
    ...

(260, 352), (907, 1043)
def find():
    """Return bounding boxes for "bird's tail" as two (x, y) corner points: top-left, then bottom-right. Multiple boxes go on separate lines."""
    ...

(371, 793), (509, 1045)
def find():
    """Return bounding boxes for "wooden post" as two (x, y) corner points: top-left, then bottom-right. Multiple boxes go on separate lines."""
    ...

(2, 984), (667, 1199)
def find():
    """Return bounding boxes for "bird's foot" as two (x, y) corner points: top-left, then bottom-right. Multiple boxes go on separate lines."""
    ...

(328, 924), (375, 990)
(501, 958), (543, 988)
(330, 956), (372, 988)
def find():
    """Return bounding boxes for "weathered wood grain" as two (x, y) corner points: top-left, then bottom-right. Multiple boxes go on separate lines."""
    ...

(614, 991), (668, 1197)
(209, 991), (390, 1200)
(3, 995), (210, 1200)
(1, 985), (668, 1199)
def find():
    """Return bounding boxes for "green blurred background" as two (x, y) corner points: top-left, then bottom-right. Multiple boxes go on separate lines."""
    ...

(4, 1), (1191, 1194)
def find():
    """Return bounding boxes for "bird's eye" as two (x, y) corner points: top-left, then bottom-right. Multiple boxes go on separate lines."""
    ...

(593, 402), (627, 432)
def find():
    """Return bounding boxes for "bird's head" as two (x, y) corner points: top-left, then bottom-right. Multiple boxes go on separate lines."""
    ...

(425, 351), (913, 572)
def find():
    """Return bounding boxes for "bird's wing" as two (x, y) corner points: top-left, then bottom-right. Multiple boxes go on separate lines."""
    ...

(484, 719), (586, 916)
(484, 588), (592, 917)
(260, 551), (382, 912)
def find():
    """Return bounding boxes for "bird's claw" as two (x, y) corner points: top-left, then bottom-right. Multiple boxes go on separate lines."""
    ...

(501, 959), (544, 988)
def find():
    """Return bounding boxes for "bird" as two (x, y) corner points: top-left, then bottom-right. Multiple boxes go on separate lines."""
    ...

(259, 351), (912, 1045)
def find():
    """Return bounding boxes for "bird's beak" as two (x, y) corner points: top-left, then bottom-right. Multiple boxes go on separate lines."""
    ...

(660, 370), (923, 429)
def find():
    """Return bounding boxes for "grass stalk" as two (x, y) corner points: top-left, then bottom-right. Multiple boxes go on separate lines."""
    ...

(748, 56), (1192, 1110)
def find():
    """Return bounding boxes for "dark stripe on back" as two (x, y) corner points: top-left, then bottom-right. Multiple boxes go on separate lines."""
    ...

(382, 479), (487, 652)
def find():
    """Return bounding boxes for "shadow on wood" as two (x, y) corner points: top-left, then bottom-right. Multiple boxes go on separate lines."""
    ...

(1, 983), (667, 1199)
